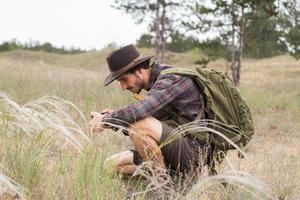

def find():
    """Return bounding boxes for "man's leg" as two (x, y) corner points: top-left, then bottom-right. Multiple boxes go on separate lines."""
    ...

(104, 117), (164, 176)
(105, 117), (206, 175)
(130, 118), (208, 174)
(104, 150), (137, 175)
(128, 117), (166, 168)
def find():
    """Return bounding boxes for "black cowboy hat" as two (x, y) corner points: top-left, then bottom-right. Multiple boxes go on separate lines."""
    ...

(104, 44), (154, 86)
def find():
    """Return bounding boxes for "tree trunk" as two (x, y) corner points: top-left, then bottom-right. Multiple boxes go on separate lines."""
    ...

(160, 0), (166, 62)
(236, 5), (245, 86)
(155, 6), (162, 60)
(154, 0), (167, 62)
(155, 3), (162, 61)
(230, 1), (238, 85)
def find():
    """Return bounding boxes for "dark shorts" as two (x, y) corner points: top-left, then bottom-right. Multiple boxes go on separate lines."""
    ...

(131, 120), (207, 174)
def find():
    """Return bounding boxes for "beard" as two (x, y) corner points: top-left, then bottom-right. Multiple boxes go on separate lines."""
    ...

(130, 73), (144, 94)
(128, 85), (142, 94)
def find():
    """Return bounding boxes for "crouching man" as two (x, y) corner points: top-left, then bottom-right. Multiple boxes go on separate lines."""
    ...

(89, 44), (208, 176)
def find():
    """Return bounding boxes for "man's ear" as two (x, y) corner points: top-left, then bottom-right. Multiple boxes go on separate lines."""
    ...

(136, 67), (143, 73)
(135, 67), (144, 77)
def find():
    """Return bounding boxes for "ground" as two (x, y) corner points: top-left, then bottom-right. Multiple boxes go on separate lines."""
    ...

(0, 50), (299, 199)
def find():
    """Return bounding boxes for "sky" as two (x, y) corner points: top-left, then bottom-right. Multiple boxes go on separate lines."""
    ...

(0, 0), (148, 50)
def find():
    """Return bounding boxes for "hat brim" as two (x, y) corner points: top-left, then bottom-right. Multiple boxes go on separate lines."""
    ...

(104, 55), (154, 86)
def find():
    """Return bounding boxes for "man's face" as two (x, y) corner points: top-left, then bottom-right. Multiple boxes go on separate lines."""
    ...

(117, 71), (144, 94)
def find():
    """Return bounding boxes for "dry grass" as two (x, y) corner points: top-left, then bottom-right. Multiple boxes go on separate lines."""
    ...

(0, 172), (25, 199)
(0, 50), (299, 199)
(0, 92), (90, 152)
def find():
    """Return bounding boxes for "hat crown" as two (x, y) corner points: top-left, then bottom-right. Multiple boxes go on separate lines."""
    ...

(104, 44), (154, 86)
(106, 44), (140, 72)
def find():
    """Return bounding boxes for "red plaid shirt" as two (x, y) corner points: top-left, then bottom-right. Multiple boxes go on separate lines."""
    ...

(103, 63), (204, 127)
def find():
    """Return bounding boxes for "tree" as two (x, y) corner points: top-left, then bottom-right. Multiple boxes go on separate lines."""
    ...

(112, 0), (180, 62)
(198, 38), (227, 59)
(277, 0), (300, 59)
(136, 34), (154, 48)
(0, 40), (85, 54)
(166, 31), (200, 52)
(182, 0), (279, 85)
(0, 39), (21, 51)
(244, 5), (287, 58)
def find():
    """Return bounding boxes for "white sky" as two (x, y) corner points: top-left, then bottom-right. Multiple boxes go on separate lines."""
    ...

(0, 0), (148, 50)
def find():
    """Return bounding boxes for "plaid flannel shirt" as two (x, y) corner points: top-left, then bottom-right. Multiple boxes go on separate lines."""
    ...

(103, 63), (204, 128)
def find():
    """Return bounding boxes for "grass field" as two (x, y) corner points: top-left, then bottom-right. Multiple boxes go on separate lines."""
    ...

(0, 50), (299, 199)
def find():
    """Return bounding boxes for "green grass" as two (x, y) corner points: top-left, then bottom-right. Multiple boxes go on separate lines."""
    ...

(1, 133), (47, 199)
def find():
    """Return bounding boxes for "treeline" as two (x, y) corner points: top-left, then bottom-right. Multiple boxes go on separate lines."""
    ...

(136, 27), (287, 60)
(0, 39), (86, 54)
(136, 13), (291, 60)
(115, 0), (299, 60)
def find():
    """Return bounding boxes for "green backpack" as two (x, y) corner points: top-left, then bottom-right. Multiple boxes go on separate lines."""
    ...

(160, 67), (254, 152)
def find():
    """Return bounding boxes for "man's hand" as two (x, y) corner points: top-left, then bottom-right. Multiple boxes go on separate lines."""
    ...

(89, 111), (106, 134)
(100, 108), (113, 115)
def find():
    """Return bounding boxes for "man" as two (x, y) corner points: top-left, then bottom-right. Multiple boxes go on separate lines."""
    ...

(89, 44), (208, 176)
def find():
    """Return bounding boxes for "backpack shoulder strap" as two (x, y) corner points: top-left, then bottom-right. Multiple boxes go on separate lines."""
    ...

(157, 67), (205, 125)
(159, 67), (198, 77)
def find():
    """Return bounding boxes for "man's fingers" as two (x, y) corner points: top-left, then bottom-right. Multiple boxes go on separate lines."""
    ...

(101, 109), (109, 114)
(88, 120), (93, 128)
(100, 108), (113, 114)
(90, 111), (104, 121)
(90, 112), (94, 119)
(90, 124), (104, 134)
(89, 123), (94, 134)
(90, 111), (98, 119)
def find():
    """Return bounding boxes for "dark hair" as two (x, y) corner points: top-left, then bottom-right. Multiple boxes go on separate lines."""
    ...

(128, 59), (151, 73)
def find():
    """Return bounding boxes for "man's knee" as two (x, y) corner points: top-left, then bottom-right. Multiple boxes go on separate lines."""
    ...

(103, 151), (134, 170)
(129, 117), (163, 142)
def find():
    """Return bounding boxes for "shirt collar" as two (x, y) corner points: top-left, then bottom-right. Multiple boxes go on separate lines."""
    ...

(146, 62), (171, 91)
